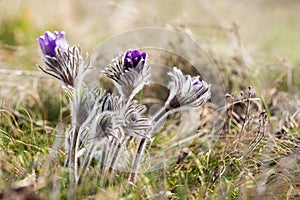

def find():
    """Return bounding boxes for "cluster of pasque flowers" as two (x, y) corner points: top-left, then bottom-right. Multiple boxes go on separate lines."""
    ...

(37, 31), (211, 185)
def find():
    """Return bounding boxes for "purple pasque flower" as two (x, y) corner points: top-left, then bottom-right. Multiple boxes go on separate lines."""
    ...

(103, 49), (150, 100)
(123, 50), (147, 72)
(37, 31), (86, 88)
(167, 67), (211, 109)
(38, 31), (68, 57)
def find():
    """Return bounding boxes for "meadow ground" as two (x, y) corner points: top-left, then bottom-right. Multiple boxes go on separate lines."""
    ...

(0, 1), (299, 199)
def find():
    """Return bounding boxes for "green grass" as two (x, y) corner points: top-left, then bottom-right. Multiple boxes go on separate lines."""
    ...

(0, 1), (300, 199)
(1, 53), (300, 200)
(2, 79), (299, 199)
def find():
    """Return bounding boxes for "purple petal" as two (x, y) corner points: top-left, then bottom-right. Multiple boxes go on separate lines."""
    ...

(131, 50), (141, 59)
(123, 49), (147, 72)
(141, 52), (146, 60)
(37, 31), (68, 57)
(37, 37), (46, 53)
(192, 77), (201, 86)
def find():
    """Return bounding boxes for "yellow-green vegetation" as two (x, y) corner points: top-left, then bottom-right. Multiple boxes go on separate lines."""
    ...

(0, 1), (299, 199)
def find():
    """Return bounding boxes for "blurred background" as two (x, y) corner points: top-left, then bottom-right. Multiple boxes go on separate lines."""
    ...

(0, 0), (300, 68)
(1, 0), (299, 118)
(0, 0), (299, 119)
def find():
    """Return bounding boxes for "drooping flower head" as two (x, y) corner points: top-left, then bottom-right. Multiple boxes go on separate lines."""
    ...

(38, 31), (68, 57)
(37, 31), (86, 88)
(114, 100), (151, 139)
(103, 49), (150, 100)
(100, 93), (151, 139)
(167, 67), (211, 109)
(90, 113), (114, 141)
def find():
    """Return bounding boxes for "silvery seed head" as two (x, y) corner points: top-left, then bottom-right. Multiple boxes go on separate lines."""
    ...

(103, 49), (150, 100)
(167, 67), (211, 109)
(37, 31), (86, 88)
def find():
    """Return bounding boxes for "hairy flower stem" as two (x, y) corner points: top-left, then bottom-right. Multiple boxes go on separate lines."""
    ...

(110, 136), (128, 170)
(122, 92), (134, 103)
(78, 143), (95, 184)
(128, 105), (170, 183)
(102, 138), (119, 183)
(129, 103), (190, 183)
(100, 140), (110, 186)
(68, 125), (79, 199)
(128, 137), (148, 183)
(152, 106), (168, 124)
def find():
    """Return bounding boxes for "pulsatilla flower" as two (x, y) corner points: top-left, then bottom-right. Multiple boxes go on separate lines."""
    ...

(112, 100), (151, 139)
(36, 31), (214, 186)
(167, 67), (211, 109)
(123, 50), (147, 72)
(37, 31), (86, 88)
(103, 49), (150, 100)
(101, 93), (151, 139)
(90, 113), (114, 141)
(38, 31), (68, 57)
(122, 101), (151, 138)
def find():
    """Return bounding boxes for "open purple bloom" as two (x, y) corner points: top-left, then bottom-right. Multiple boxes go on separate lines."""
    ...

(123, 50), (147, 72)
(37, 31), (86, 88)
(103, 49), (150, 100)
(167, 67), (211, 109)
(38, 31), (68, 57)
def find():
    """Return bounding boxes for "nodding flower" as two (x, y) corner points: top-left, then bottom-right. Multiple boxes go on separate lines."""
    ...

(113, 100), (151, 139)
(103, 49), (150, 100)
(37, 31), (86, 88)
(100, 93), (151, 139)
(167, 67), (211, 109)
